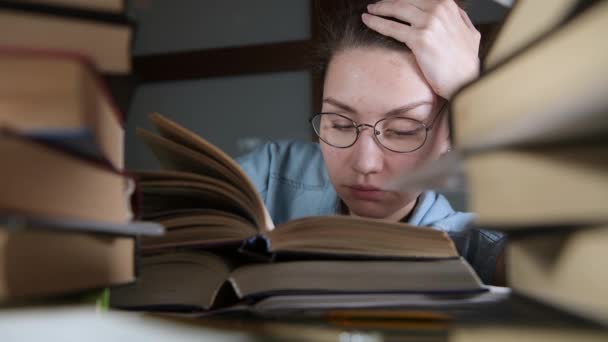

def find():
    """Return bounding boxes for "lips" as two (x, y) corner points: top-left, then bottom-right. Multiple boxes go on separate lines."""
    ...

(347, 184), (385, 201)
(350, 185), (381, 191)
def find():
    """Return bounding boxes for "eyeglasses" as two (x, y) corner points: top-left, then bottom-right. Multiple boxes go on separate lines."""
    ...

(310, 101), (448, 153)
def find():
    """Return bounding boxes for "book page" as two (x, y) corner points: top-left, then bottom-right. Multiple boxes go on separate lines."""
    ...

(147, 113), (274, 230)
(137, 127), (271, 230)
(269, 216), (458, 258)
(136, 170), (259, 223)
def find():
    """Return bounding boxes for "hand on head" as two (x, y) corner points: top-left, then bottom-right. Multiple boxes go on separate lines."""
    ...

(362, 0), (480, 99)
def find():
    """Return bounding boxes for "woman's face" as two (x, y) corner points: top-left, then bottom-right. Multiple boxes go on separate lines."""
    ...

(320, 47), (450, 221)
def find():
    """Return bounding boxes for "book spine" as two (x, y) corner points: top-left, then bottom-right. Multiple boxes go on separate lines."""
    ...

(129, 172), (143, 220)
(0, 46), (127, 125)
(477, 1), (596, 77)
(564, 0), (601, 22)
(479, 0), (522, 70)
(0, 128), (126, 174)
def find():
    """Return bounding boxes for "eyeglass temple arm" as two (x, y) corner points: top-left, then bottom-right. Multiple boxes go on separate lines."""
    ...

(427, 100), (449, 131)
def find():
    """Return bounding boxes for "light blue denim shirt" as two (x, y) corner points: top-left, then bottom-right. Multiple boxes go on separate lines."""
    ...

(236, 140), (505, 284)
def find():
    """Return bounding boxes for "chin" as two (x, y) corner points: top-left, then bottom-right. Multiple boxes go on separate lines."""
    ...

(341, 191), (420, 221)
(345, 201), (396, 219)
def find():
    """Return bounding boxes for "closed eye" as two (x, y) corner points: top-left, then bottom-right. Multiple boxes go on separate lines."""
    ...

(383, 129), (420, 136)
(332, 124), (355, 130)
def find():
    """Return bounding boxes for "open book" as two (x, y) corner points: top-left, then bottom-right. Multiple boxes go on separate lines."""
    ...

(135, 113), (460, 259)
(109, 113), (488, 311)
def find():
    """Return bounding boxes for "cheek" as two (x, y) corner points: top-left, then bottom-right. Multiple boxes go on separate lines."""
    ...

(401, 125), (449, 167)
(385, 153), (424, 174)
(321, 144), (349, 173)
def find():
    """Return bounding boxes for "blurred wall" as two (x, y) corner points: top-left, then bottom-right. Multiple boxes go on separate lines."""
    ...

(125, 0), (312, 170)
(130, 0), (310, 55)
(125, 71), (311, 169)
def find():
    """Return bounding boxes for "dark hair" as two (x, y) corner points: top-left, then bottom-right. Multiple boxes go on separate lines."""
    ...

(313, 0), (468, 80)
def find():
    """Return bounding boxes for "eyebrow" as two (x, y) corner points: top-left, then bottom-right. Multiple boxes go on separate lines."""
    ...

(323, 97), (433, 117)
(323, 98), (359, 114)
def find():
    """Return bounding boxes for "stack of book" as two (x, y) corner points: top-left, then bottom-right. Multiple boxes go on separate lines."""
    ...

(0, 0), (161, 304)
(109, 113), (490, 312)
(448, 0), (608, 328)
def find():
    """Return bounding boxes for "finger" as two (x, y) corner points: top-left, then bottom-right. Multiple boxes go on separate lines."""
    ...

(386, 0), (440, 12)
(367, 0), (428, 28)
(458, 7), (476, 31)
(361, 13), (415, 46)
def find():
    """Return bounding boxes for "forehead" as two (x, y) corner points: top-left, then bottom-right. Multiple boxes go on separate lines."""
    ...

(323, 47), (435, 115)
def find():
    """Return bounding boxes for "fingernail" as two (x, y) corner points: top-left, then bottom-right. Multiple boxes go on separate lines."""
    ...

(367, 4), (375, 11)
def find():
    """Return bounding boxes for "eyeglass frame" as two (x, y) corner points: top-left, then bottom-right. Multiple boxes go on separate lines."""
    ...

(309, 100), (448, 153)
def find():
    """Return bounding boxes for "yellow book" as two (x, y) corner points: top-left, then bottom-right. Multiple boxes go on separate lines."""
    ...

(0, 132), (133, 223)
(13, 0), (125, 14)
(508, 226), (608, 326)
(451, 326), (608, 342)
(0, 49), (124, 169)
(465, 145), (608, 227)
(111, 251), (483, 311)
(136, 113), (459, 260)
(0, 1), (132, 73)
(0, 226), (134, 301)
(452, 1), (608, 150)
(484, 0), (581, 69)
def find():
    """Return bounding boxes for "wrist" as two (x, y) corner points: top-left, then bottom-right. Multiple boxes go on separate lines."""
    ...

(446, 56), (480, 99)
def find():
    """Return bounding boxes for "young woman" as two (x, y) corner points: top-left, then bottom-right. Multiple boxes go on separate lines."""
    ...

(237, 0), (505, 284)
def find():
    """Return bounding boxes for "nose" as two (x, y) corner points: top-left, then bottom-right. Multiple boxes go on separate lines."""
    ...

(351, 125), (384, 175)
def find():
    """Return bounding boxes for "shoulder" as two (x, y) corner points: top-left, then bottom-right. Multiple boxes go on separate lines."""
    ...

(408, 191), (475, 232)
(410, 191), (506, 284)
(266, 140), (327, 183)
(236, 140), (329, 189)
(236, 141), (338, 223)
